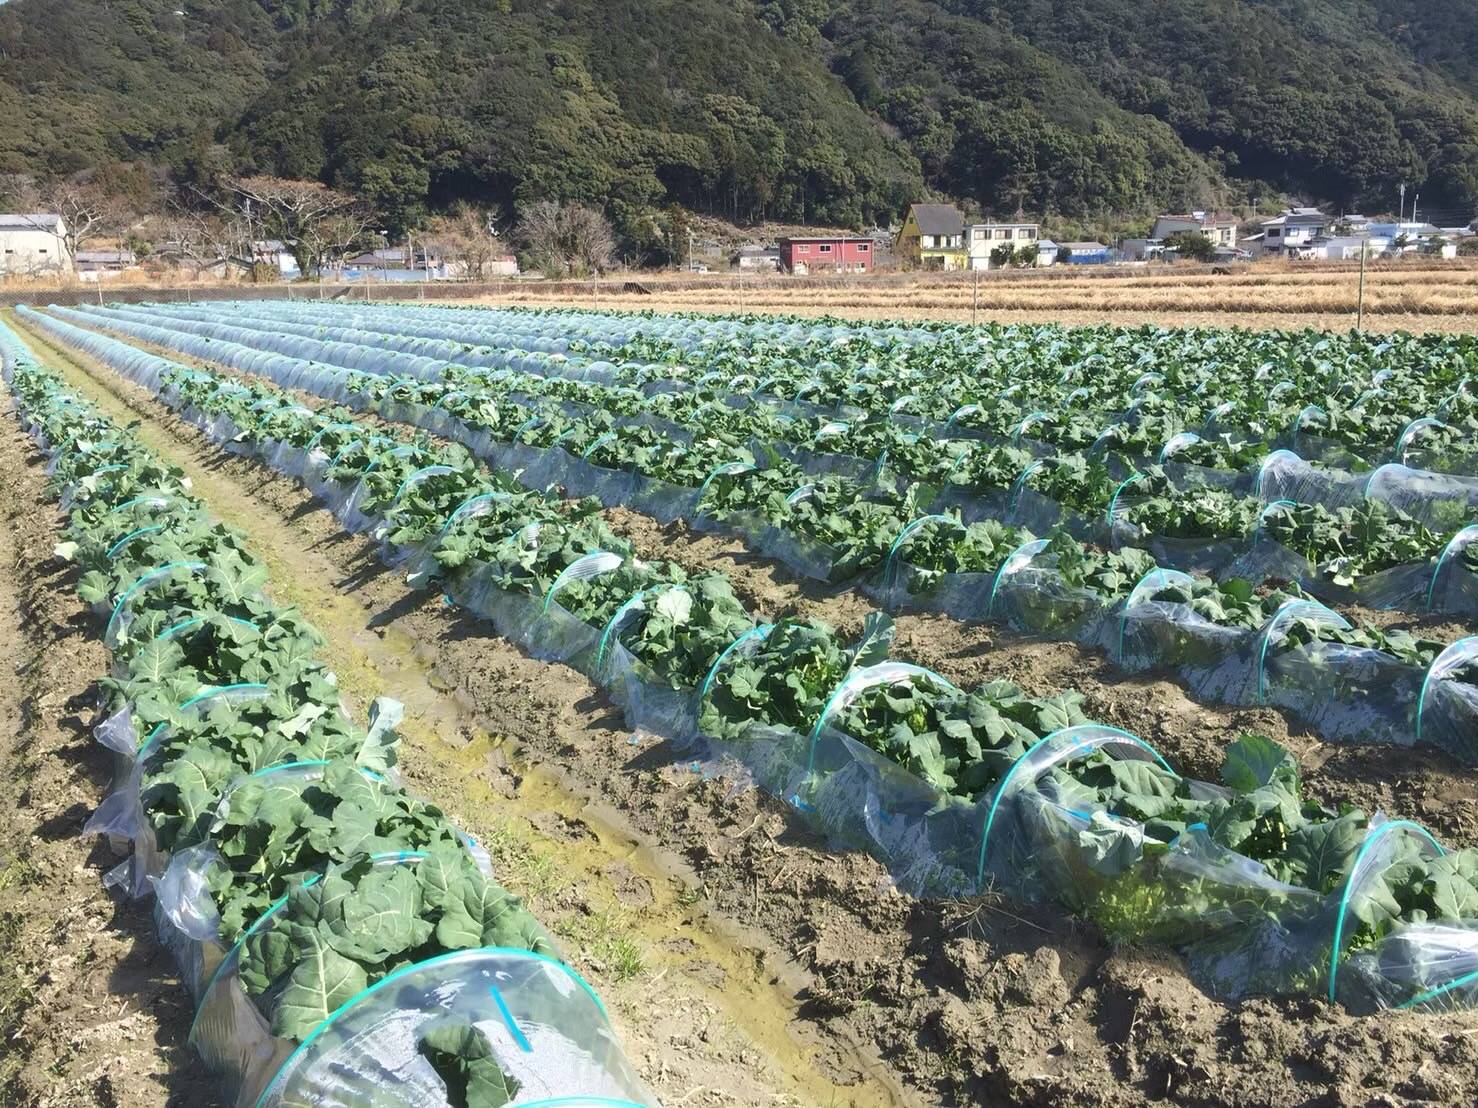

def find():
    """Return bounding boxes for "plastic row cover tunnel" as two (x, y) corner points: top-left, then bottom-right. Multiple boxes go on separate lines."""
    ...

(67, 300), (1478, 501)
(30, 306), (1478, 769)
(24, 308), (1478, 1019)
(52, 302), (1478, 620)
(0, 319), (656, 1108)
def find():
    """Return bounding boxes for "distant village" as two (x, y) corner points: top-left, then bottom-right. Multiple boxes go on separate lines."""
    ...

(1, 199), (1475, 283)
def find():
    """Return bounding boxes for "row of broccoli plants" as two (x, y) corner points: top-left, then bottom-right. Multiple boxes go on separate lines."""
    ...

(29, 308), (1478, 1017)
(0, 324), (651, 1108)
(138, 298), (1478, 477)
(54, 304), (1478, 616)
(78, 301), (1478, 497)
(30, 305), (1478, 765)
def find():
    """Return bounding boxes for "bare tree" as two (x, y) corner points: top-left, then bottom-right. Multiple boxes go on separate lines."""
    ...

(425, 201), (503, 281)
(159, 203), (249, 278)
(17, 178), (129, 266)
(227, 177), (375, 278)
(516, 201), (615, 277)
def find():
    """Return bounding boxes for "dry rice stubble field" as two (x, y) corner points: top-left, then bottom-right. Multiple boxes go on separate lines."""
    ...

(461, 260), (1478, 334)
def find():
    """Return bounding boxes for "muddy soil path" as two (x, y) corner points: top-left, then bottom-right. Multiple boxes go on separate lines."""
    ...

(0, 397), (220, 1106)
(16, 313), (1478, 1108)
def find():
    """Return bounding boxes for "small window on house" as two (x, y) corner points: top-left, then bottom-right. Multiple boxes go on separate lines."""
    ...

(995, 229), (1009, 239)
(1016, 228), (1032, 239)
(819, 244), (832, 253)
(796, 244), (809, 253)
(857, 243), (869, 251)
(38, 248), (47, 254)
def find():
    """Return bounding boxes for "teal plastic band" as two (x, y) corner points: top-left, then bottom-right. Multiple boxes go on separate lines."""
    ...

(1414, 637), (1478, 745)
(1328, 820), (1445, 1003)
(1425, 525), (1478, 611)
(1105, 473), (1146, 526)
(881, 514), (963, 589)
(976, 725), (1171, 884)
(105, 524), (164, 561)
(697, 623), (774, 706)
(105, 560), (208, 643)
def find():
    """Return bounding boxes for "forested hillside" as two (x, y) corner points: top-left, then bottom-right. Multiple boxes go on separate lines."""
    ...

(2, 0), (1476, 241)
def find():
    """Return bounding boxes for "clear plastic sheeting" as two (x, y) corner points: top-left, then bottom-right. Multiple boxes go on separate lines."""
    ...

(0, 319), (659, 1108)
(1330, 818), (1478, 1014)
(20, 306), (1478, 1019)
(245, 949), (650, 1108)
(44, 303), (1478, 616)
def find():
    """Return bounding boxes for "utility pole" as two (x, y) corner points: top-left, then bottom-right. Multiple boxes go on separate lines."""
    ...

(1399, 183), (1407, 223)
(972, 267), (979, 325)
(1356, 239), (1367, 332)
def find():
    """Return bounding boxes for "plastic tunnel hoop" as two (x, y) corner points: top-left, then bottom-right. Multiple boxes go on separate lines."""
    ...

(1253, 598), (1352, 703)
(1426, 525), (1478, 611)
(945, 403), (982, 430)
(804, 661), (962, 778)
(1415, 637), (1478, 745)
(694, 460), (755, 508)
(594, 584), (688, 670)
(785, 483), (816, 506)
(1105, 473), (1146, 526)
(987, 537), (1051, 617)
(137, 682), (272, 753)
(815, 420), (849, 440)
(432, 490), (512, 543)
(975, 724), (1175, 884)
(1328, 819), (1447, 1003)
(1007, 458), (1047, 516)
(386, 464), (457, 511)
(1065, 387), (1092, 407)
(187, 873), (324, 1044)
(1158, 431), (1202, 463)
(303, 422), (361, 453)
(696, 623), (773, 706)
(1360, 463), (1410, 503)
(361, 443), (418, 478)
(1394, 417), (1448, 464)
(1255, 449), (1303, 500)
(105, 523), (164, 561)
(430, 388), (467, 411)
(540, 551), (624, 616)
(881, 514), (965, 590)
(104, 560), (208, 644)
(251, 945), (615, 1108)
(153, 613), (258, 642)
(1117, 568), (1197, 662)
(581, 431), (619, 461)
(1012, 411), (1050, 446)
(104, 495), (172, 516)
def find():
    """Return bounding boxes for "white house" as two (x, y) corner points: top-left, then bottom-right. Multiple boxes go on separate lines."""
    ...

(1259, 208), (1327, 256)
(253, 239), (301, 278)
(1150, 212), (1240, 248)
(965, 220), (1040, 269)
(1034, 238), (1059, 266)
(0, 213), (73, 277)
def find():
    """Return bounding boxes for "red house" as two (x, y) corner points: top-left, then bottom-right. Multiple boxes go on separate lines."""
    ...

(779, 235), (875, 274)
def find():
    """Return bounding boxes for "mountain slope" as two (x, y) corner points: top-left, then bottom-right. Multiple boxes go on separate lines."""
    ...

(1, 0), (1475, 237)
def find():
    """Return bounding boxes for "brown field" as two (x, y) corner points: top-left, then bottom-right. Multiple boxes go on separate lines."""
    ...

(458, 259), (1478, 333)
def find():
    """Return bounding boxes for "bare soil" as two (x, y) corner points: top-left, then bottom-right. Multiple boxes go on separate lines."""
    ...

(10, 310), (1478, 1106)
